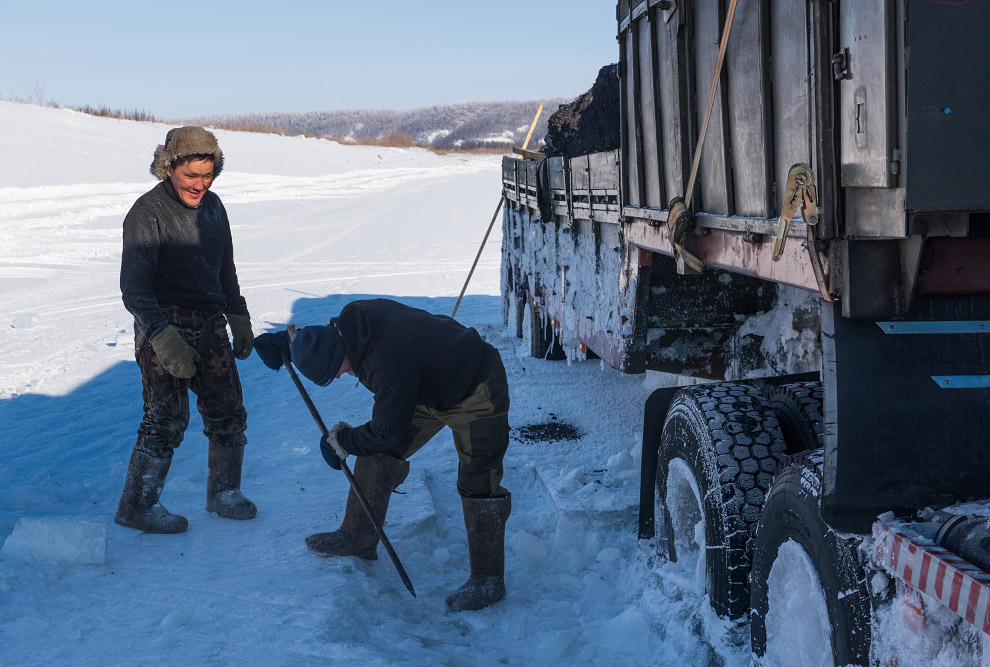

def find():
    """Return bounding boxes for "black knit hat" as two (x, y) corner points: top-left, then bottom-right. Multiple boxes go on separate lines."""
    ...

(290, 325), (346, 386)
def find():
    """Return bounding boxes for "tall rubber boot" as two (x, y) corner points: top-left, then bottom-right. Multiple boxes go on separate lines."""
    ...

(446, 493), (511, 611)
(205, 444), (257, 520)
(305, 453), (410, 559)
(114, 449), (188, 534)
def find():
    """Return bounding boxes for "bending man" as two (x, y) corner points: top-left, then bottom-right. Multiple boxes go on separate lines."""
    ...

(255, 298), (511, 611)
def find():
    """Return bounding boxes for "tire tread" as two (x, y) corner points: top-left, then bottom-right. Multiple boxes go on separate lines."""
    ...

(656, 382), (786, 619)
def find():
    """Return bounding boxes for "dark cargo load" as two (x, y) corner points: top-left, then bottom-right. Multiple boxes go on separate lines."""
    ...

(543, 64), (621, 158)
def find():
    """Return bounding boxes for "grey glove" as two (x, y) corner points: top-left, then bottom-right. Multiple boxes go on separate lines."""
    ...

(149, 326), (201, 378)
(320, 421), (351, 470)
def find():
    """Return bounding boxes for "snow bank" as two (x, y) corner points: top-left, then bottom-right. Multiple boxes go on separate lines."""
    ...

(597, 605), (650, 656)
(1, 517), (108, 566)
(762, 539), (832, 667)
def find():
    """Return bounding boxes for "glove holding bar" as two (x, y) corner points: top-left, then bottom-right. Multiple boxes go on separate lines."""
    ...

(319, 421), (351, 470)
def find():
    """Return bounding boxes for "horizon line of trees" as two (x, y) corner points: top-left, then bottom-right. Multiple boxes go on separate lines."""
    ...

(2, 92), (571, 152)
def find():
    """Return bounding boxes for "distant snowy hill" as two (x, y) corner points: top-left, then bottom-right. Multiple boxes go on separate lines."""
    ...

(183, 98), (572, 150)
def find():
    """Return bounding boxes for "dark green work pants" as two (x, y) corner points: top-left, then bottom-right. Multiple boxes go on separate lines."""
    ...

(388, 351), (510, 498)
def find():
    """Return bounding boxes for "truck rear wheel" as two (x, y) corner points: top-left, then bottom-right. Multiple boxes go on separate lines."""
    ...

(654, 383), (786, 618)
(767, 381), (824, 453)
(749, 451), (872, 666)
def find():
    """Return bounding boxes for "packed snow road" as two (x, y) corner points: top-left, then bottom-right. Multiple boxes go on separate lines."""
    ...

(0, 102), (751, 666)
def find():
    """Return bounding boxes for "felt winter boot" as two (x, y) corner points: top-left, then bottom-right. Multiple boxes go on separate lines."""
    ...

(446, 493), (511, 611)
(305, 453), (409, 559)
(114, 449), (188, 534)
(205, 444), (257, 519)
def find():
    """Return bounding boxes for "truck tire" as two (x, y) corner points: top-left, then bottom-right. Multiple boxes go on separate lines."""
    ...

(654, 383), (787, 619)
(749, 451), (872, 666)
(767, 381), (824, 454)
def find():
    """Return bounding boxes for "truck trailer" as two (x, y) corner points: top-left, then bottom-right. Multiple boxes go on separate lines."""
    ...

(499, 1), (990, 664)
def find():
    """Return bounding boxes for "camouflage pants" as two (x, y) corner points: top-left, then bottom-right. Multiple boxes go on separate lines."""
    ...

(388, 351), (510, 498)
(133, 306), (247, 459)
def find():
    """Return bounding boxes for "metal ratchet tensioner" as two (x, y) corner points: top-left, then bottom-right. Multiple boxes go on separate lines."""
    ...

(772, 163), (819, 262)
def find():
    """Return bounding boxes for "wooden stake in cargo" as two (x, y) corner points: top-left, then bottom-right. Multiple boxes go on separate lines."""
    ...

(451, 102), (546, 318)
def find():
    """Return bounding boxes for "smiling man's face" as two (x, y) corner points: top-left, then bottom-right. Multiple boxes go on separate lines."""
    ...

(167, 158), (215, 206)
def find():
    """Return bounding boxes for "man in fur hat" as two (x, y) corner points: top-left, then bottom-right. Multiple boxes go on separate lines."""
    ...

(115, 126), (256, 534)
(254, 299), (512, 611)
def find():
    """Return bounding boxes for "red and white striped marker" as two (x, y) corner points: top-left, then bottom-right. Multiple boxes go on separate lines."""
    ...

(875, 521), (990, 635)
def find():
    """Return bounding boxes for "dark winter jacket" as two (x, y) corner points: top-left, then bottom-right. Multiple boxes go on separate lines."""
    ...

(334, 299), (496, 457)
(120, 180), (248, 337)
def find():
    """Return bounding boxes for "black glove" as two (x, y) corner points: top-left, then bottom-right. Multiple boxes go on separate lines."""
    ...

(226, 314), (254, 360)
(319, 422), (351, 470)
(253, 331), (291, 370)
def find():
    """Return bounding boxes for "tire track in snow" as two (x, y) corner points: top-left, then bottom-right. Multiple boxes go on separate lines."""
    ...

(0, 162), (491, 303)
(0, 164), (489, 275)
(0, 160), (499, 400)
(0, 164), (491, 220)
(273, 178), (445, 264)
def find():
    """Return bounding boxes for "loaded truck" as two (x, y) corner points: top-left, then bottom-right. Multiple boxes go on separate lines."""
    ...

(499, 1), (990, 664)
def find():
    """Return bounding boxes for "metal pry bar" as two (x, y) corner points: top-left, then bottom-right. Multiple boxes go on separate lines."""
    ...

(280, 351), (416, 598)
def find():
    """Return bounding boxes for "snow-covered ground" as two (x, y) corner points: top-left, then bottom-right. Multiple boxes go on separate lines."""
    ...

(1, 100), (986, 666)
(0, 101), (742, 666)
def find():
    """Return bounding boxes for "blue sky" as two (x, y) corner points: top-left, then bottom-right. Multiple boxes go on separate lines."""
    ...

(0, 1), (619, 119)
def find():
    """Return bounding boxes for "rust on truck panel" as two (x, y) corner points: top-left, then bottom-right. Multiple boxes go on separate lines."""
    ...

(623, 219), (822, 292)
(574, 325), (641, 374)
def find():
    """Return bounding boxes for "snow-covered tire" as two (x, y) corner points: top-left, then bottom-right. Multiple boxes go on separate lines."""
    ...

(749, 451), (872, 666)
(767, 381), (824, 454)
(654, 383), (787, 619)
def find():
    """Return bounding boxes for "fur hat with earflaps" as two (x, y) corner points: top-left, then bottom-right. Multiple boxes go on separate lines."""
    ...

(150, 126), (224, 181)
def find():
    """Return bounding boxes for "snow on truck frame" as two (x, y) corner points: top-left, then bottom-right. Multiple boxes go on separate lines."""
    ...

(500, 1), (990, 664)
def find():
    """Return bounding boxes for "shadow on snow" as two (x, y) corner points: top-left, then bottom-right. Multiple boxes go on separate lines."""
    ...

(0, 293), (500, 540)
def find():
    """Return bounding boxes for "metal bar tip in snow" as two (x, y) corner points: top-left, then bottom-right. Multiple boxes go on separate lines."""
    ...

(280, 352), (417, 598)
